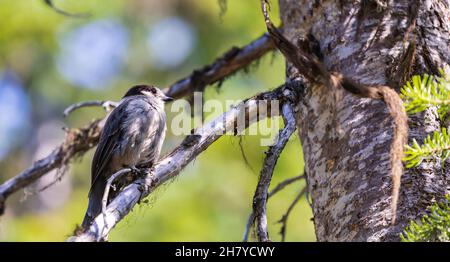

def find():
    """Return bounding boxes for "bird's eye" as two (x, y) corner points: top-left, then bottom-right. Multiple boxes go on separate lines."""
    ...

(151, 88), (157, 94)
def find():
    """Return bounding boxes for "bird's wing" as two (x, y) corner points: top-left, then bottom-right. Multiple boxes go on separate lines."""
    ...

(89, 104), (123, 197)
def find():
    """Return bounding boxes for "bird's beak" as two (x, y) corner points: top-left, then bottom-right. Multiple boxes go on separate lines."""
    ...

(162, 94), (174, 102)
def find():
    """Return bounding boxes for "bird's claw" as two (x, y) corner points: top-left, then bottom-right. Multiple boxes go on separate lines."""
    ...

(137, 182), (150, 204)
(129, 166), (142, 176)
(136, 169), (156, 203)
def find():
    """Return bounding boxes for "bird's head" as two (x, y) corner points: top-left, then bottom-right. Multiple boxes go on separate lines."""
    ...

(123, 85), (173, 103)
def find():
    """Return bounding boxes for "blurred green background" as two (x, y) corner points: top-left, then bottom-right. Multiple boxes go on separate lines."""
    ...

(0, 0), (314, 241)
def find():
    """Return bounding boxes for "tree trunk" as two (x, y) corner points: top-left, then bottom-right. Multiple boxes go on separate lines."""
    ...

(278, 0), (450, 241)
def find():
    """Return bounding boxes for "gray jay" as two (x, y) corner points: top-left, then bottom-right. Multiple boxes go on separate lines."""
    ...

(81, 85), (172, 229)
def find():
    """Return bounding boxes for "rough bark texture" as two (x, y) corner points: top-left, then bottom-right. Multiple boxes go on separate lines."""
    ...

(279, 0), (450, 241)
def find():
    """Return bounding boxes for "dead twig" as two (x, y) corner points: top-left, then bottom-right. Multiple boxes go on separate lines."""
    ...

(43, 0), (90, 18)
(0, 119), (103, 215)
(100, 168), (131, 241)
(63, 101), (118, 117)
(242, 173), (304, 242)
(268, 174), (304, 198)
(278, 187), (306, 242)
(238, 136), (256, 174)
(252, 90), (297, 242)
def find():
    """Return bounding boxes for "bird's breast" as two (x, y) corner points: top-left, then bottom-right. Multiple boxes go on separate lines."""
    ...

(138, 116), (166, 167)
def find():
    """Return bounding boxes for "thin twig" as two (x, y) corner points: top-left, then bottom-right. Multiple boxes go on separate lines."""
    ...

(37, 166), (67, 192)
(100, 168), (131, 241)
(102, 169), (131, 220)
(279, 187), (307, 242)
(43, 0), (90, 18)
(268, 174), (305, 198)
(304, 172), (313, 209)
(238, 136), (256, 174)
(252, 92), (297, 242)
(242, 213), (256, 243)
(0, 119), (103, 215)
(63, 101), (118, 117)
(242, 174), (305, 242)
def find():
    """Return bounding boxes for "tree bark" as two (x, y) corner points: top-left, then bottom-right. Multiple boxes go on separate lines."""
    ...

(279, 0), (450, 241)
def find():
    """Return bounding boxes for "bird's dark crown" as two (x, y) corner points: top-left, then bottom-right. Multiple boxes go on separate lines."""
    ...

(123, 85), (157, 98)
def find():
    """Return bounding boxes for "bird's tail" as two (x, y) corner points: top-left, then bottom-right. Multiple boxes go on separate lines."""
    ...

(81, 179), (106, 229)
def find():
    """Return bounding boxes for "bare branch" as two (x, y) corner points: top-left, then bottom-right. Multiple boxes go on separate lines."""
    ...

(37, 167), (67, 192)
(278, 187), (306, 242)
(101, 169), (131, 219)
(268, 174), (304, 198)
(69, 85), (293, 242)
(100, 168), (132, 241)
(242, 173), (304, 242)
(218, 0), (228, 20)
(242, 213), (256, 243)
(238, 136), (256, 174)
(43, 0), (90, 18)
(251, 96), (297, 242)
(0, 120), (103, 215)
(164, 33), (274, 98)
(0, 34), (275, 216)
(63, 101), (117, 117)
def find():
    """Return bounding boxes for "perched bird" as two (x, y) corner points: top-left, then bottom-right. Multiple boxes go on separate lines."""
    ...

(81, 85), (172, 229)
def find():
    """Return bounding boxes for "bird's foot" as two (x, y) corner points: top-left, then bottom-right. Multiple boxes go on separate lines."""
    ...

(126, 166), (147, 182)
(136, 169), (157, 204)
(137, 180), (150, 204)
(128, 165), (141, 176)
(132, 164), (155, 178)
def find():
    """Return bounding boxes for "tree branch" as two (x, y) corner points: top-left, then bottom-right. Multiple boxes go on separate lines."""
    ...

(278, 186), (307, 242)
(242, 174), (304, 242)
(43, 0), (90, 18)
(63, 101), (117, 117)
(164, 33), (274, 98)
(0, 120), (103, 215)
(268, 174), (304, 198)
(69, 85), (295, 242)
(0, 33), (275, 216)
(251, 96), (297, 242)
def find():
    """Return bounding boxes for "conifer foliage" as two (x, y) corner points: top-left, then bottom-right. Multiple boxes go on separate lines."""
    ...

(400, 72), (450, 242)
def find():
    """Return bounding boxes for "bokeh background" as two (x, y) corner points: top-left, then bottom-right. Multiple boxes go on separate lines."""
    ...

(0, 0), (314, 241)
